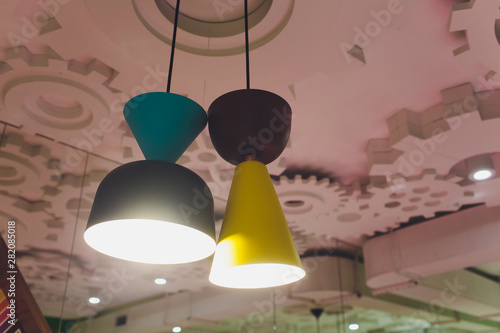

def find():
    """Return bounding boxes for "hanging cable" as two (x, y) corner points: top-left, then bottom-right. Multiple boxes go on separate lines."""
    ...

(0, 123), (6, 148)
(187, 291), (193, 321)
(272, 288), (277, 332)
(336, 240), (347, 333)
(166, 0), (181, 93)
(58, 152), (89, 333)
(244, 0), (250, 89)
(435, 304), (443, 333)
(310, 308), (324, 333)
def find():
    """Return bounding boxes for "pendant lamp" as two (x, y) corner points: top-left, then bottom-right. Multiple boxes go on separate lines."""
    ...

(84, 0), (216, 264)
(208, 0), (305, 288)
(310, 308), (324, 333)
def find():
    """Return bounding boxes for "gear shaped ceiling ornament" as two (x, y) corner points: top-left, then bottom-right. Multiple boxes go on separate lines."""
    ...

(357, 169), (476, 227)
(0, 128), (58, 198)
(0, 46), (124, 148)
(19, 255), (89, 317)
(449, 1), (500, 84)
(46, 169), (108, 227)
(367, 82), (500, 177)
(272, 171), (478, 240)
(0, 188), (85, 273)
(273, 175), (345, 232)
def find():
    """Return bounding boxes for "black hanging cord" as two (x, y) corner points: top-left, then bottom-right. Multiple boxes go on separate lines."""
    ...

(0, 123), (6, 148)
(244, 0), (250, 89)
(310, 308), (324, 333)
(336, 240), (347, 333)
(272, 288), (277, 332)
(166, 0), (181, 93)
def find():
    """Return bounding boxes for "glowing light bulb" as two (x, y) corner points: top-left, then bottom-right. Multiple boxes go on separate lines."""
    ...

(472, 169), (493, 181)
(349, 323), (359, 331)
(88, 297), (100, 304)
(172, 327), (182, 332)
(155, 278), (167, 285)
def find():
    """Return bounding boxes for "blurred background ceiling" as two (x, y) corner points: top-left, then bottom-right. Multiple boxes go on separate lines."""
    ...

(1, 0), (500, 332)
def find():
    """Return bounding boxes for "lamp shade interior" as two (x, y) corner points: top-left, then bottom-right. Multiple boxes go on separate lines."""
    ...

(209, 160), (305, 288)
(84, 219), (216, 264)
(85, 160), (216, 264)
(210, 259), (305, 289)
(209, 263), (305, 289)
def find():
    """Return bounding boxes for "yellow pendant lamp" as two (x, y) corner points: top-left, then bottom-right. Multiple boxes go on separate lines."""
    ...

(207, 0), (305, 288)
(209, 160), (305, 288)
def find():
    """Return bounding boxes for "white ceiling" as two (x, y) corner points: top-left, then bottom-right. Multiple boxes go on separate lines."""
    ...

(1, 0), (500, 332)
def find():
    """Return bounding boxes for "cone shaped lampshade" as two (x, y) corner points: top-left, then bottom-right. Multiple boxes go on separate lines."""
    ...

(209, 160), (305, 288)
(84, 160), (216, 264)
(124, 92), (207, 162)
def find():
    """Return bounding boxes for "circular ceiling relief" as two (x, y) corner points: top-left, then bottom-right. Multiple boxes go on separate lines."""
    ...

(4, 77), (104, 130)
(132, 0), (294, 56)
(159, 0), (269, 37)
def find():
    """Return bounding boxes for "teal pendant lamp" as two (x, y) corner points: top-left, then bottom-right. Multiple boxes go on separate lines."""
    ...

(84, 0), (216, 264)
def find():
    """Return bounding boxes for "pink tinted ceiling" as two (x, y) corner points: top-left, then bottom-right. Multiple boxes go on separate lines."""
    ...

(2, 0), (500, 320)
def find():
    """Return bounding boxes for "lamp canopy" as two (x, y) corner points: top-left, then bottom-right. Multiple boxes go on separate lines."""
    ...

(208, 89), (291, 165)
(84, 160), (216, 264)
(209, 160), (305, 288)
(124, 92), (207, 163)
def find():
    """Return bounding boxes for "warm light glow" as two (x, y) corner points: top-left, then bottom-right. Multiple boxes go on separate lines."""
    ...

(348, 323), (359, 331)
(155, 278), (167, 285)
(209, 263), (306, 289)
(84, 219), (216, 264)
(172, 327), (182, 332)
(472, 169), (493, 181)
(88, 297), (100, 304)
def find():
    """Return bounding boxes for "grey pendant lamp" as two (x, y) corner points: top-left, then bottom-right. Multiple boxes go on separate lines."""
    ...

(84, 0), (216, 264)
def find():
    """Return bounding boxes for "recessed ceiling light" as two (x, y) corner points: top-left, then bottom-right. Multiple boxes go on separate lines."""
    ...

(349, 323), (359, 331)
(155, 278), (167, 285)
(463, 155), (496, 181)
(88, 297), (100, 304)
(472, 169), (494, 181)
(172, 327), (182, 332)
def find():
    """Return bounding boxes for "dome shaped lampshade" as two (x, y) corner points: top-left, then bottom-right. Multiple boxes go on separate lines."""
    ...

(208, 89), (291, 165)
(84, 160), (216, 264)
(209, 160), (305, 288)
(124, 92), (207, 162)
